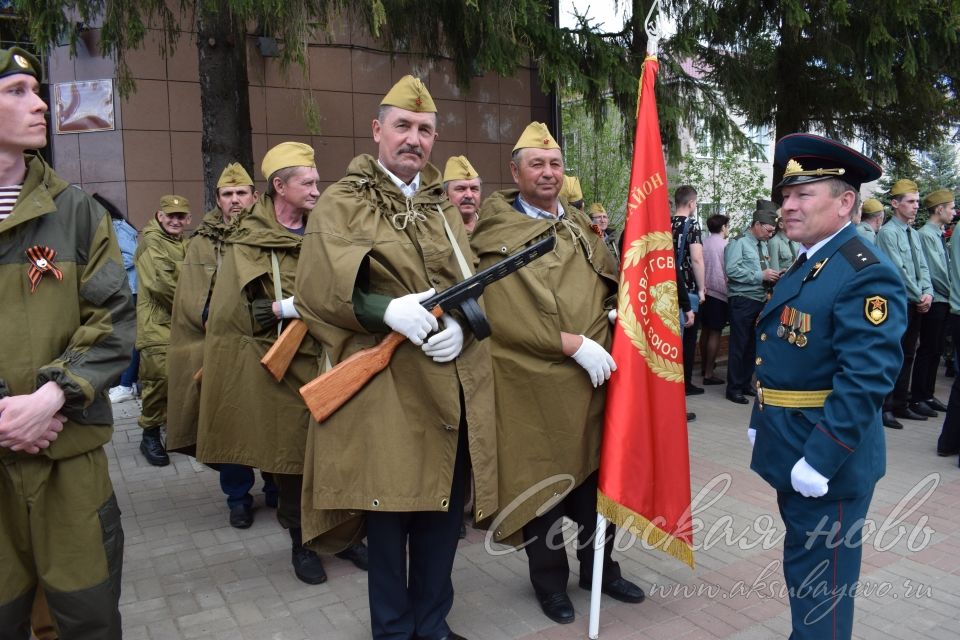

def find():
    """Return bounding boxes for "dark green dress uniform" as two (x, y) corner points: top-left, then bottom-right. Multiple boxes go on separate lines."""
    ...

(750, 134), (906, 640)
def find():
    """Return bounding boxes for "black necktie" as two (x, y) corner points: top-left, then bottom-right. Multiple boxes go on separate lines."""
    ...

(787, 252), (807, 276)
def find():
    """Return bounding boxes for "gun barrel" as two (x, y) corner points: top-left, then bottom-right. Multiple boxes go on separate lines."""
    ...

(424, 235), (555, 311)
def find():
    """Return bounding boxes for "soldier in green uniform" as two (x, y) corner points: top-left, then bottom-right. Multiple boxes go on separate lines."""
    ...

(0, 46), (134, 639)
(911, 188), (956, 415)
(767, 215), (799, 271)
(875, 179), (933, 428)
(856, 197), (884, 244)
(724, 201), (781, 404)
(471, 122), (644, 625)
(443, 155), (482, 234)
(135, 195), (190, 466)
(295, 76), (497, 640)
(166, 163), (278, 528)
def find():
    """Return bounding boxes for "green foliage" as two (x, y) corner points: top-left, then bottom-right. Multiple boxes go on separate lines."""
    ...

(675, 150), (768, 234)
(664, 0), (960, 172)
(561, 97), (631, 233)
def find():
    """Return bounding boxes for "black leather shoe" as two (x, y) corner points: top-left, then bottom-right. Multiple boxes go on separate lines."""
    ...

(726, 392), (749, 405)
(703, 376), (724, 385)
(140, 429), (170, 466)
(415, 633), (468, 640)
(687, 412), (696, 422)
(292, 545), (327, 584)
(536, 591), (575, 624)
(893, 407), (927, 421)
(882, 411), (904, 429)
(909, 402), (938, 418)
(743, 387), (757, 397)
(335, 542), (369, 571)
(229, 504), (253, 529)
(685, 384), (704, 396)
(926, 397), (949, 412)
(937, 449), (958, 457)
(579, 577), (646, 603)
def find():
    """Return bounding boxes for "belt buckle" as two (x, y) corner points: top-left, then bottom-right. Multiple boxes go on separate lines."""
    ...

(756, 381), (764, 409)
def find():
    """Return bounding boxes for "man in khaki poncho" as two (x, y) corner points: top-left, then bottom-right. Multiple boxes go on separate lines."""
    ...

(443, 155), (482, 233)
(135, 194), (190, 466)
(166, 163), (278, 529)
(195, 143), (366, 585)
(470, 122), (645, 625)
(295, 76), (497, 640)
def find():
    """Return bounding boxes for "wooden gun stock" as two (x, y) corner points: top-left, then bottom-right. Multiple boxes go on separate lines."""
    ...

(260, 319), (308, 382)
(299, 307), (443, 423)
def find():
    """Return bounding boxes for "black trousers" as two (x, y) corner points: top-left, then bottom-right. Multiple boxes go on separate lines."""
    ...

(937, 314), (960, 457)
(683, 309), (700, 385)
(366, 422), (469, 640)
(272, 473), (302, 531)
(521, 470), (621, 596)
(885, 305), (920, 411)
(912, 301), (949, 402)
(726, 295), (765, 396)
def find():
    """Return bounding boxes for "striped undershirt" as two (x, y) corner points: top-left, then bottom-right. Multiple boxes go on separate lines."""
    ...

(0, 185), (22, 221)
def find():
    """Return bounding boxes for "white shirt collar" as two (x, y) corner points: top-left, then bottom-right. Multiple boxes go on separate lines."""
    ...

(377, 159), (420, 198)
(799, 222), (850, 261)
(517, 194), (565, 220)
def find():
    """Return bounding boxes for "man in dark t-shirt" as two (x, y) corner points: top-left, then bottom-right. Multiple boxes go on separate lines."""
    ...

(671, 185), (705, 395)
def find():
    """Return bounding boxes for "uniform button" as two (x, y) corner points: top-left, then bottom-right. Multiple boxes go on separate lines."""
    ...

(372, 499), (380, 507)
(760, 333), (767, 341)
(444, 424), (455, 431)
(431, 277), (441, 285)
(755, 357), (762, 365)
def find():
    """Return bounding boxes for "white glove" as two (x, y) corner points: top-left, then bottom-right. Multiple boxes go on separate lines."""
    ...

(790, 457), (829, 498)
(607, 309), (618, 324)
(384, 288), (438, 345)
(422, 313), (464, 362)
(747, 427), (756, 446)
(571, 335), (617, 388)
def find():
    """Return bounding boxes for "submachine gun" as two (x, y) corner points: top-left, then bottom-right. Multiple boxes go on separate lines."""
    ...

(299, 235), (556, 422)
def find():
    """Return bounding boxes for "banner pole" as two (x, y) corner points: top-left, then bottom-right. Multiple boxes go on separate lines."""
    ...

(588, 513), (607, 639)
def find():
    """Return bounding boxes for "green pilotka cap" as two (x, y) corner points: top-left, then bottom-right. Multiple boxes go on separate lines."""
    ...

(0, 46), (41, 81)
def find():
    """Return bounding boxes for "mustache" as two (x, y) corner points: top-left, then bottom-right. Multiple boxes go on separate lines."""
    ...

(397, 145), (423, 158)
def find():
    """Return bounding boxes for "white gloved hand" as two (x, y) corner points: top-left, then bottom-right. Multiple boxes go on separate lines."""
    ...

(790, 457), (829, 498)
(384, 288), (438, 345)
(571, 335), (617, 388)
(607, 309), (618, 324)
(747, 427), (756, 447)
(421, 313), (464, 362)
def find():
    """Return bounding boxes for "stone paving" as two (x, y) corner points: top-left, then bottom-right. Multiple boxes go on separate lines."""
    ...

(106, 376), (960, 639)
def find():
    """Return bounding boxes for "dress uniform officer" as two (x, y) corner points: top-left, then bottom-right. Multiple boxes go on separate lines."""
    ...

(749, 133), (906, 640)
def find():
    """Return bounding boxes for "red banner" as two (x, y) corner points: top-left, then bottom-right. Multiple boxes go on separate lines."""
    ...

(597, 55), (694, 568)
